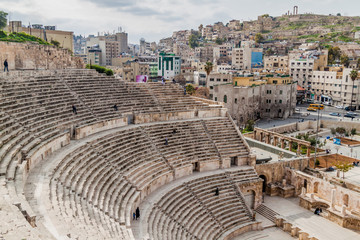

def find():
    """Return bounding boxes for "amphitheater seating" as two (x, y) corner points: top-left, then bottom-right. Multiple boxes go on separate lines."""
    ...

(148, 168), (259, 240)
(0, 70), (253, 240)
(0, 69), (216, 183)
(45, 118), (250, 239)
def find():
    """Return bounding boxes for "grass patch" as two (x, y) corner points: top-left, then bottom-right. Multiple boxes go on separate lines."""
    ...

(0, 30), (50, 45)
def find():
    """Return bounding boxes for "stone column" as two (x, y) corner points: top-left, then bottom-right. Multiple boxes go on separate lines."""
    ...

(330, 189), (336, 210)
(266, 134), (271, 144)
(281, 139), (285, 149)
(260, 132), (263, 142)
(301, 187), (306, 196)
(297, 144), (302, 154)
(273, 136), (278, 146)
(306, 146), (311, 157)
(341, 205), (347, 216)
(289, 141), (293, 152)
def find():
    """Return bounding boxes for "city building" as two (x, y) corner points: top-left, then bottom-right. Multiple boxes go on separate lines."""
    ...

(289, 50), (327, 90)
(7, 21), (73, 51)
(207, 73), (233, 99)
(264, 55), (289, 72)
(312, 67), (360, 108)
(158, 52), (181, 79)
(213, 82), (296, 126)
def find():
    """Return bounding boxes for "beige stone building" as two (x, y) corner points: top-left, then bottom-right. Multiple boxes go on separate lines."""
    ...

(207, 73), (233, 99)
(7, 21), (74, 51)
(112, 57), (149, 82)
(213, 83), (296, 126)
(264, 55), (289, 72)
(232, 47), (252, 70)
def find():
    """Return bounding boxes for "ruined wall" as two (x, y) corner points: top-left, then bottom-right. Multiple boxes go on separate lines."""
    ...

(255, 158), (309, 184)
(0, 41), (84, 70)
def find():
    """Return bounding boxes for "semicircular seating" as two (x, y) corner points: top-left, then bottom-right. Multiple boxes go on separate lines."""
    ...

(0, 70), (255, 240)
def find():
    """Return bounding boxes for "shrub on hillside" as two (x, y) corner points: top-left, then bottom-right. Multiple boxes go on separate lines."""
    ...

(86, 64), (114, 76)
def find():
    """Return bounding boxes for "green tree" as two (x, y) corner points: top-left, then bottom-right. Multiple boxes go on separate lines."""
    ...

(245, 120), (255, 132)
(340, 54), (350, 67)
(328, 46), (341, 64)
(215, 37), (223, 45)
(335, 162), (354, 179)
(51, 39), (60, 48)
(265, 48), (274, 56)
(350, 69), (358, 111)
(351, 128), (357, 136)
(0, 11), (8, 30)
(185, 84), (195, 95)
(255, 33), (264, 43)
(204, 61), (213, 87)
(188, 34), (199, 49)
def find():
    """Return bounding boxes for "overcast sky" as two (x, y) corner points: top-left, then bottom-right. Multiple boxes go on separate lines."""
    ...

(1, 0), (360, 44)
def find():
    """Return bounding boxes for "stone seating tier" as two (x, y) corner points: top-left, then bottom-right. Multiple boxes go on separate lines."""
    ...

(148, 168), (258, 240)
(44, 118), (250, 239)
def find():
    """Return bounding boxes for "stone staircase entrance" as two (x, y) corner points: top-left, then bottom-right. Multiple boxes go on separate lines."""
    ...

(255, 204), (279, 226)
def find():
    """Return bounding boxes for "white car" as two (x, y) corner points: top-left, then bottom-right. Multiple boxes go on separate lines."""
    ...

(335, 105), (344, 109)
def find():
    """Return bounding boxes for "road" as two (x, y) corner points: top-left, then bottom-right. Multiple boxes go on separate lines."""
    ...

(256, 104), (360, 129)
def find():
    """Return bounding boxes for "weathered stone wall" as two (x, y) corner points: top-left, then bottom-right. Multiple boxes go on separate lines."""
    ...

(0, 41), (84, 70)
(255, 158), (309, 184)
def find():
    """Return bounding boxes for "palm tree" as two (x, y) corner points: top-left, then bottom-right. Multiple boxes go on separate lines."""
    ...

(349, 69), (358, 111)
(204, 61), (213, 87)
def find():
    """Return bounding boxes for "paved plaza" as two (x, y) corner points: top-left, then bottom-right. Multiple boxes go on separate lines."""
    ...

(263, 196), (360, 240)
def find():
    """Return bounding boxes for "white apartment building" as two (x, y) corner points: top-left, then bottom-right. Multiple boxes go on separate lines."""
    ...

(312, 68), (360, 108)
(289, 58), (315, 88)
(232, 47), (252, 70)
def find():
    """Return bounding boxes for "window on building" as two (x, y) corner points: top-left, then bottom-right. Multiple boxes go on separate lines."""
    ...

(280, 90), (283, 95)
(224, 95), (227, 103)
(235, 98), (237, 104)
(214, 97), (217, 101)
(210, 78), (214, 81)
(210, 86), (214, 89)
(279, 99), (283, 103)
(217, 78), (221, 82)
(235, 81), (238, 86)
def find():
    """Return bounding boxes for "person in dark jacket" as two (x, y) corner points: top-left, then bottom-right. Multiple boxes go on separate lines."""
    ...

(136, 207), (140, 220)
(72, 105), (77, 115)
(4, 59), (9, 72)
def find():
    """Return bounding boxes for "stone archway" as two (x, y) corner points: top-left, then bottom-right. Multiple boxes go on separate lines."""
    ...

(259, 175), (267, 192)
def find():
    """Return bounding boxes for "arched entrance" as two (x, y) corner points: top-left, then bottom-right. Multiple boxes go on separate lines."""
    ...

(304, 179), (308, 192)
(259, 175), (267, 192)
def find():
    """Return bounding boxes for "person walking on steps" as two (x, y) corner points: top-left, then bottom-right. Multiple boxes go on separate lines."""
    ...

(113, 104), (118, 111)
(4, 59), (9, 72)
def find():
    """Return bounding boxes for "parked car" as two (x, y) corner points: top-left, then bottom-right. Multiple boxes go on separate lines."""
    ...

(345, 106), (356, 111)
(335, 105), (344, 109)
(346, 112), (358, 116)
(323, 101), (331, 106)
(344, 112), (357, 118)
(329, 112), (341, 117)
(307, 107), (317, 112)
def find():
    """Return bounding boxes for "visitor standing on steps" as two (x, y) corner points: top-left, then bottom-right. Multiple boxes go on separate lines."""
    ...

(72, 105), (77, 115)
(4, 59), (9, 72)
(136, 207), (140, 220)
